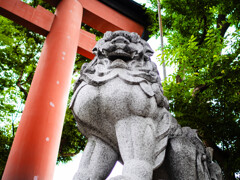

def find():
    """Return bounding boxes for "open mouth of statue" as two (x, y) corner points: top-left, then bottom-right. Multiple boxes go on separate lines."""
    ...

(108, 49), (136, 61)
(107, 49), (134, 69)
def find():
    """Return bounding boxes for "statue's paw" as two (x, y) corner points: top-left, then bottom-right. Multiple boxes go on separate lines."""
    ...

(109, 175), (131, 180)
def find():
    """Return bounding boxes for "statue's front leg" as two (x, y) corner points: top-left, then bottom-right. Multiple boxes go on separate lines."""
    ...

(111, 116), (155, 180)
(73, 136), (118, 180)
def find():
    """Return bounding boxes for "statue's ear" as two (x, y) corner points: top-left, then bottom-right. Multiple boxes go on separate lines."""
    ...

(92, 39), (103, 55)
(145, 46), (154, 57)
(143, 41), (154, 61)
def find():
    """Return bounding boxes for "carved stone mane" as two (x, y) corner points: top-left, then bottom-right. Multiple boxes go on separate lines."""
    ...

(71, 31), (169, 109)
(70, 31), (222, 180)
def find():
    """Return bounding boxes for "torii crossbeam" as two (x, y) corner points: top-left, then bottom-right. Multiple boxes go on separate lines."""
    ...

(0, 0), (149, 179)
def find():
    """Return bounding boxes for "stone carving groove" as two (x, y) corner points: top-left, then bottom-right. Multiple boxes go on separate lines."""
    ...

(70, 31), (222, 180)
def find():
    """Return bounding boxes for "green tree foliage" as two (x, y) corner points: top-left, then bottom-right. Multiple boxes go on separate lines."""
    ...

(0, 129), (13, 178)
(147, 0), (240, 179)
(0, 15), (43, 177)
(57, 102), (87, 163)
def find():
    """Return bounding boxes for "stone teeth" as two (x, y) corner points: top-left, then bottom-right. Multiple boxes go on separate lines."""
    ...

(131, 51), (136, 59)
(102, 49), (107, 55)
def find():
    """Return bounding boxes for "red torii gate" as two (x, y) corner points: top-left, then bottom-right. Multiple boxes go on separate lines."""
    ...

(0, 0), (148, 179)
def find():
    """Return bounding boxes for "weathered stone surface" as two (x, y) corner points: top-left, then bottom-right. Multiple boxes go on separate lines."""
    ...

(70, 31), (222, 180)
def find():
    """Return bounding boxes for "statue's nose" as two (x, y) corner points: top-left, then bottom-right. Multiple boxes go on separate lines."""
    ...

(111, 36), (130, 44)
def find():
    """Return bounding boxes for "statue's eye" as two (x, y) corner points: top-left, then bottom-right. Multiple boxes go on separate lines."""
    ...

(130, 32), (140, 43)
(104, 31), (113, 41)
(92, 47), (98, 55)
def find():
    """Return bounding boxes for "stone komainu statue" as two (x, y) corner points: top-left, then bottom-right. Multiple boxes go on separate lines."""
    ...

(70, 31), (222, 180)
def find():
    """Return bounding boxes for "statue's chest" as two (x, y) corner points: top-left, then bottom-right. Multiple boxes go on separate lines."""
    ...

(73, 78), (157, 122)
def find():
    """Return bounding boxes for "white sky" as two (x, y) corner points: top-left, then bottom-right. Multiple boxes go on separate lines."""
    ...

(53, 152), (124, 179)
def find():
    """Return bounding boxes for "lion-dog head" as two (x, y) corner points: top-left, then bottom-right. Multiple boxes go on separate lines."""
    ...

(92, 31), (154, 69)
(73, 31), (169, 109)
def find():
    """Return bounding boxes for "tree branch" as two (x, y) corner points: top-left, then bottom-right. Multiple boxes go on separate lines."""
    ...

(217, 14), (230, 38)
(192, 84), (209, 97)
(20, 71), (34, 86)
(16, 70), (28, 100)
(198, 15), (208, 46)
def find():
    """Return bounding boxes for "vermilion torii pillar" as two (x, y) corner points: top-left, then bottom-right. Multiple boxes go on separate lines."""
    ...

(0, 0), (148, 179)
(2, 0), (83, 179)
